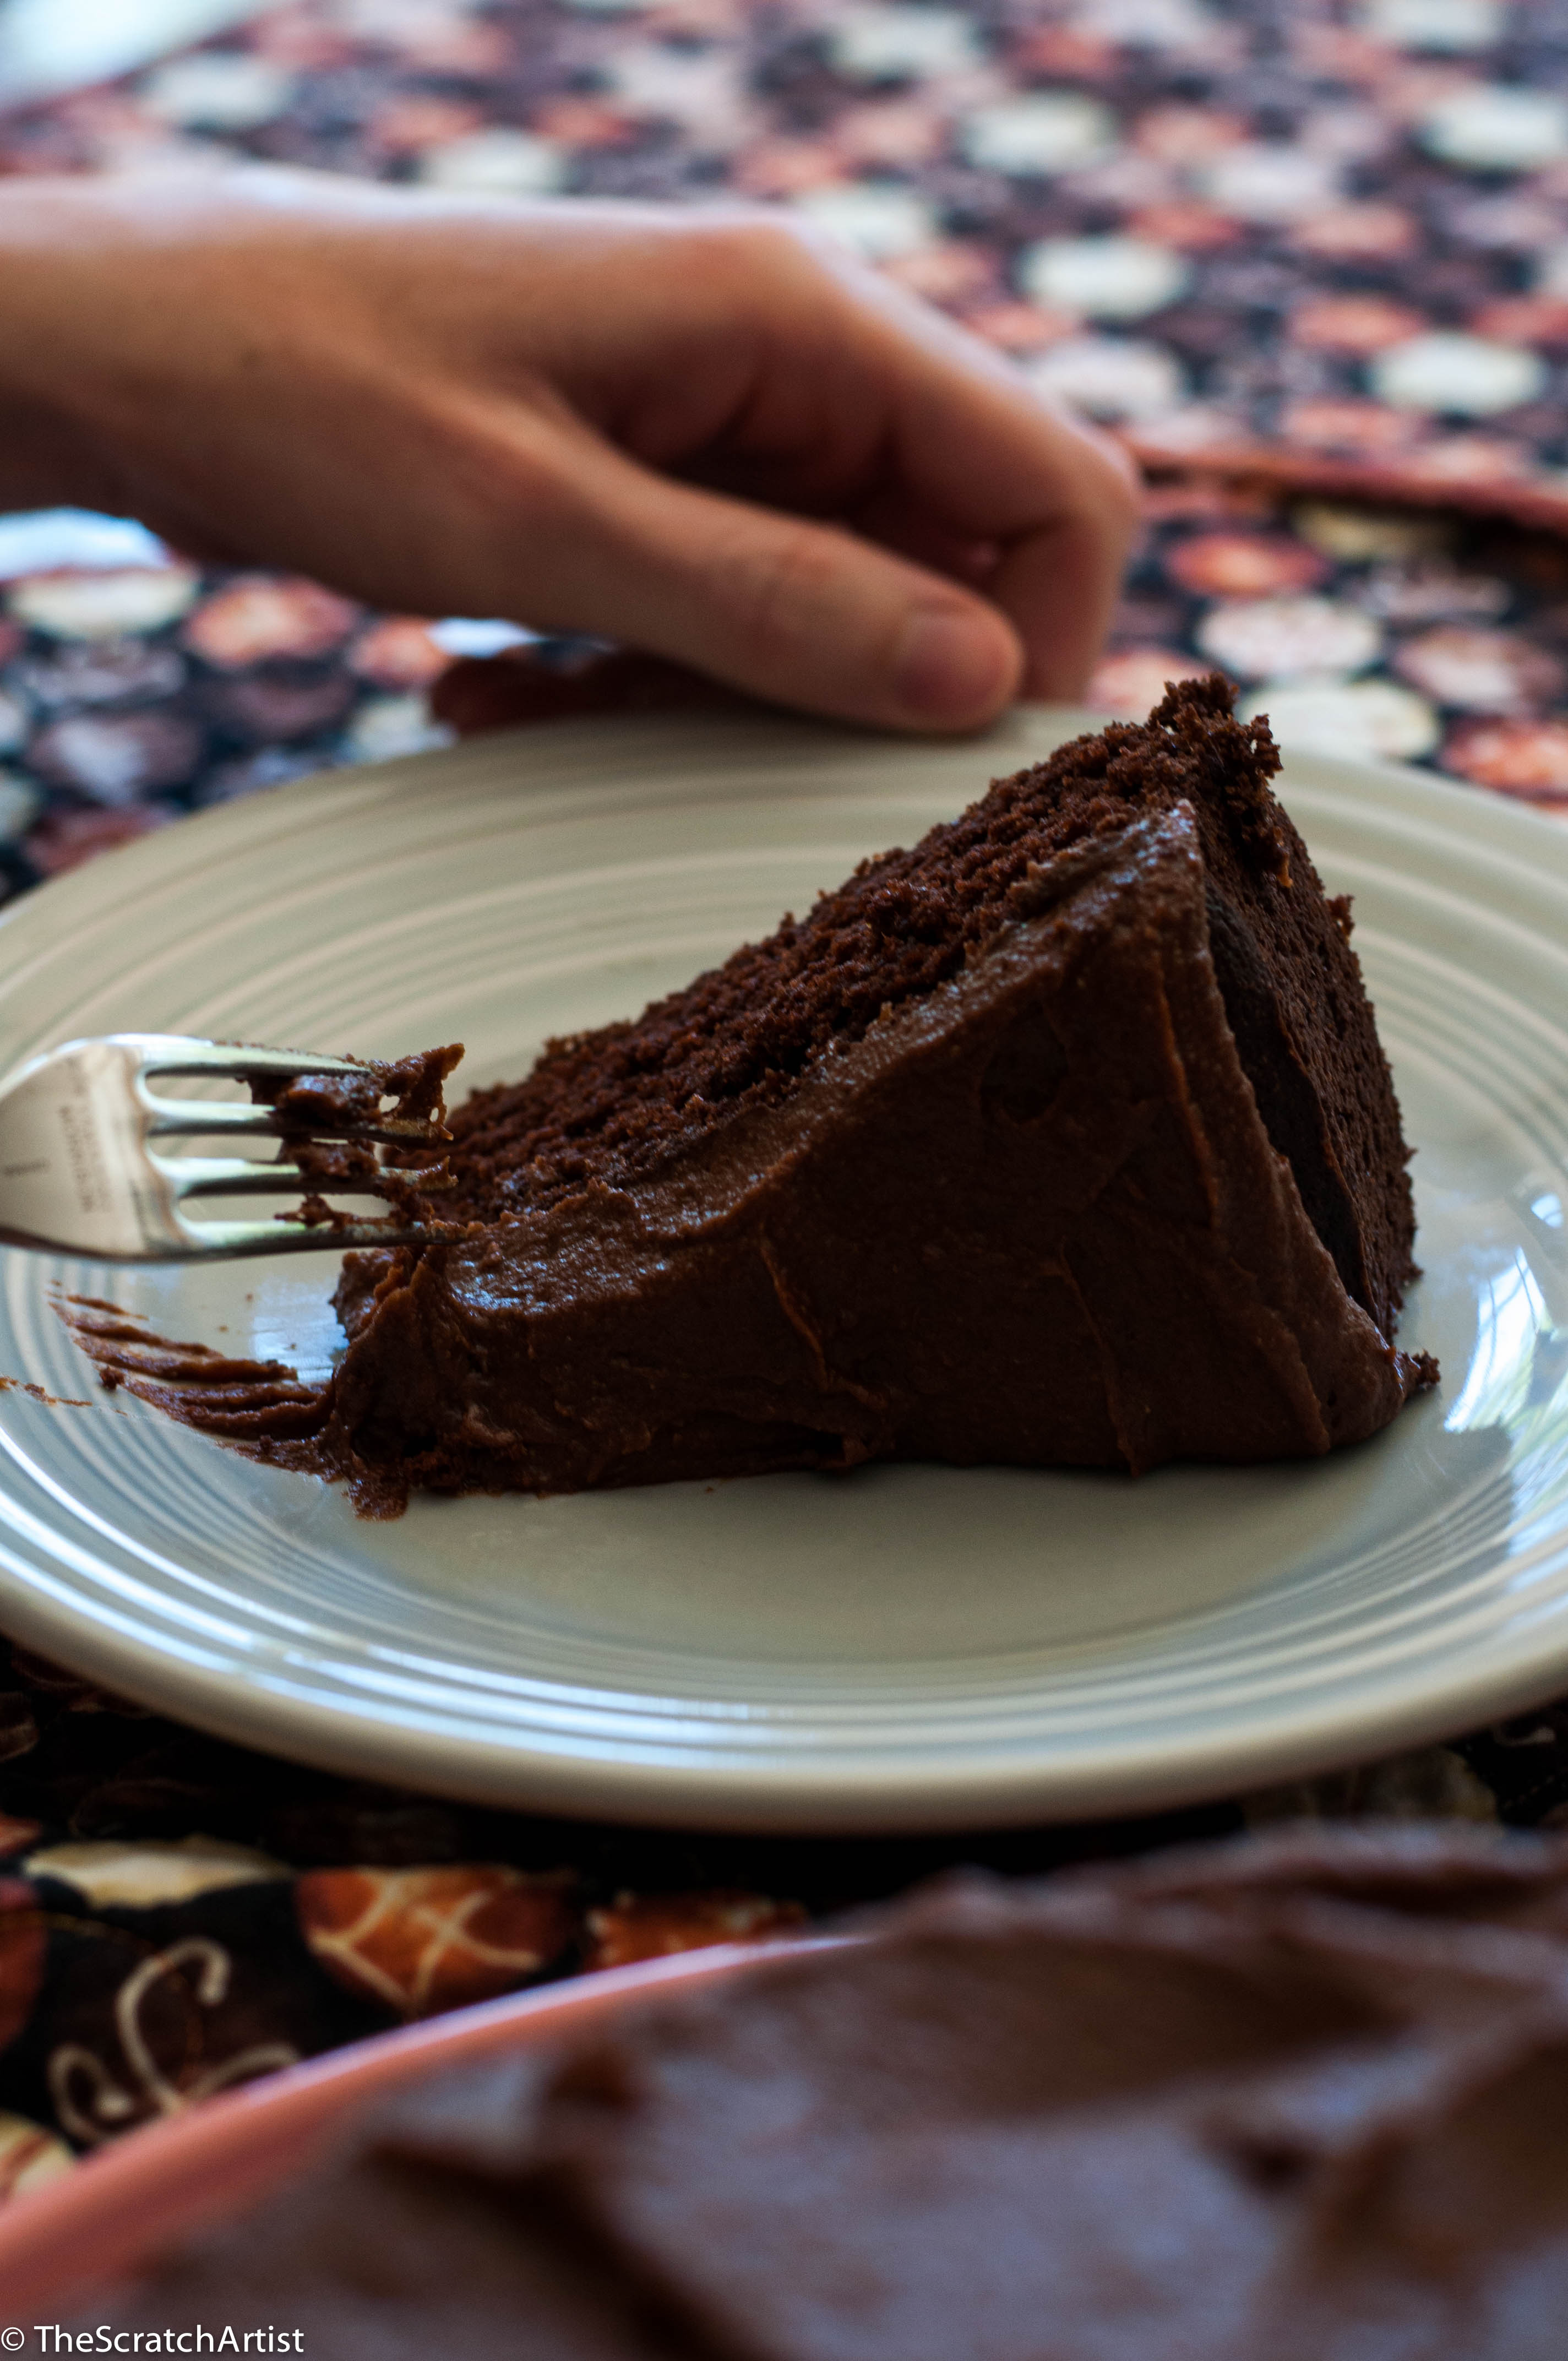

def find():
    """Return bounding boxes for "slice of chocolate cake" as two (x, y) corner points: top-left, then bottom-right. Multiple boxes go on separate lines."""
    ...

(81, 679), (1434, 1513)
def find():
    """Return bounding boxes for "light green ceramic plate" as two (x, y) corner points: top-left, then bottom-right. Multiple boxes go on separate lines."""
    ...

(0, 705), (1555, 1830)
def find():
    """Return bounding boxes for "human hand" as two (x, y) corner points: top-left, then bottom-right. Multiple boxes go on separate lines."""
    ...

(0, 168), (1137, 732)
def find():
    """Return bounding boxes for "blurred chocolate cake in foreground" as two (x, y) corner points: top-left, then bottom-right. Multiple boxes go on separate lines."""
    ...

(84, 1824), (1568, 2357)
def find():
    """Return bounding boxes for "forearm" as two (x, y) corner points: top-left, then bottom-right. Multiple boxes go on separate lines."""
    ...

(0, 177), (138, 515)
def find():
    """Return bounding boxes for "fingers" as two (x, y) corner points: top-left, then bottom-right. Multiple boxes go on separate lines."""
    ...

(992, 488), (1139, 702)
(951, 421), (1139, 701)
(842, 281), (1141, 699)
(520, 438), (1026, 732)
(501, 211), (1138, 710)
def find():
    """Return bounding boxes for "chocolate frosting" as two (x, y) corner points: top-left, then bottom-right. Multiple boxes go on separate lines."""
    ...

(324, 805), (1425, 1489)
(68, 686), (1433, 1509)
(79, 804), (1430, 1511)
(86, 1824), (1568, 2357)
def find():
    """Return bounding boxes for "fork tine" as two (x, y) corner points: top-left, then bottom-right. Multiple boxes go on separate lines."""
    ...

(140, 1100), (286, 1134)
(119, 1033), (378, 1082)
(0, 1032), (451, 1263)
(160, 1155), (349, 1199)
(162, 1154), (445, 1206)
(139, 1095), (440, 1145)
(173, 1217), (428, 1256)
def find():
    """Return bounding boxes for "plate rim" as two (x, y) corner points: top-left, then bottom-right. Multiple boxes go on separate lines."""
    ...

(0, 1494), (1553, 1834)
(0, 705), (1564, 1830)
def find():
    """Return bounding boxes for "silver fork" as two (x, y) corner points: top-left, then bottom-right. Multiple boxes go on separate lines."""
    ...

(0, 1033), (446, 1260)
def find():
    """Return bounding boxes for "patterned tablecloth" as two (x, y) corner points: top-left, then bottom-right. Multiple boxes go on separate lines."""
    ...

(0, 0), (1567, 2207)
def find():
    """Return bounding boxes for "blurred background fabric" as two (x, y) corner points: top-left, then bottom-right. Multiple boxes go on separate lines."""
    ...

(0, 0), (1560, 904)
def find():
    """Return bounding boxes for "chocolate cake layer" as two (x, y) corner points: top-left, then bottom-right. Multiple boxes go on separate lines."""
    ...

(75, 683), (1433, 1509)
(83, 1824), (1568, 2359)
(435, 677), (1414, 1338)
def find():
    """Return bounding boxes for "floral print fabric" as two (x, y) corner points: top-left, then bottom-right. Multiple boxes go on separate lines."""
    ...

(0, 0), (1565, 846)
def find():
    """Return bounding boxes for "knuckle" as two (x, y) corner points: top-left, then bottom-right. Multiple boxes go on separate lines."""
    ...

(1095, 440), (1144, 537)
(449, 417), (587, 570)
(1058, 423), (1142, 545)
(683, 209), (826, 294)
(1101, 432), (1144, 509)
(469, 412), (576, 522)
(721, 520), (843, 660)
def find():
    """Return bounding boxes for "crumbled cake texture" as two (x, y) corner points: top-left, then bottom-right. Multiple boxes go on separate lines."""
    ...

(67, 678), (1435, 1512)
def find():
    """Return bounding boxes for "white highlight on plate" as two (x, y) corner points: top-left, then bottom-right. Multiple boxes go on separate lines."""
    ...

(1442, 1252), (1546, 1435)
